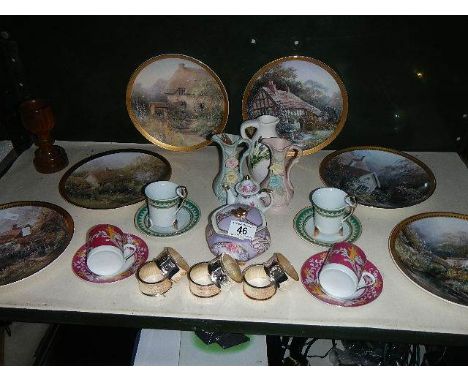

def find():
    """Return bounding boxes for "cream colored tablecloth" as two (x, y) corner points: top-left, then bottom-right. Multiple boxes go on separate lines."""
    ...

(0, 141), (467, 336)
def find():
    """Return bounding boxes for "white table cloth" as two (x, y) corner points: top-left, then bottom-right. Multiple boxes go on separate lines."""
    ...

(0, 141), (467, 338)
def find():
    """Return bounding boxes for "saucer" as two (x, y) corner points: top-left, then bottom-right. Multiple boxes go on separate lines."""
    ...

(134, 199), (200, 238)
(300, 251), (383, 307)
(72, 234), (148, 283)
(293, 207), (361, 247)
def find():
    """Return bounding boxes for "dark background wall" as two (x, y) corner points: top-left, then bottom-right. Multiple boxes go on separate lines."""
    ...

(1, 16), (467, 152)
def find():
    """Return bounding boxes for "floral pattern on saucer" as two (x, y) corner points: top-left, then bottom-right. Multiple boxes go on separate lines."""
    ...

(301, 251), (383, 307)
(72, 234), (148, 283)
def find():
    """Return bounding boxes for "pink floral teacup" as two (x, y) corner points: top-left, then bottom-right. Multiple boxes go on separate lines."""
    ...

(318, 242), (375, 299)
(86, 224), (136, 276)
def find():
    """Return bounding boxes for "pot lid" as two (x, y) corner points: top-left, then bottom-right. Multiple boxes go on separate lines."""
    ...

(235, 175), (260, 196)
(210, 203), (266, 235)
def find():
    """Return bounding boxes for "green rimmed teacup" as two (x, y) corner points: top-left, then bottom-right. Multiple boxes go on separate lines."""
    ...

(311, 187), (357, 236)
(144, 181), (188, 228)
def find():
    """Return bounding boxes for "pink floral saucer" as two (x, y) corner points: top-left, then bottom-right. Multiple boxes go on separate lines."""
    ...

(72, 233), (148, 283)
(301, 251), (383, 307)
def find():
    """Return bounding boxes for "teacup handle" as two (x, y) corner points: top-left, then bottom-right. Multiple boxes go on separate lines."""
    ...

(123, 243), (137, 261)
(175, 186), (188, 215)
(356, 271), (376, 291)
(342, 195), (357, 223)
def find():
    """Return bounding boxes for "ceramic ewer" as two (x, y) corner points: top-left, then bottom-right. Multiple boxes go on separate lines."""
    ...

(260, 137), (302, 208)
(240, 114), (280, 183)
(211, 133), (251, 204)
(205, 203), (271, 263)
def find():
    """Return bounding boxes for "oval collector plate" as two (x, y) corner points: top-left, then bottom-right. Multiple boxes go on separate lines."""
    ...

(242, 56), (348, 155)
(126, 54), (229, 152)
(0, 201), (74, 286)
(60, 149), (171, 209)
(389, 212), (468, 307)
(320, 146), (436, 209)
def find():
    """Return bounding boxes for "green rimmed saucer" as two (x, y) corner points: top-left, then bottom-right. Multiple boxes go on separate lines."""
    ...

(134, 199), (201, 238)
(293, 206), (362, 247)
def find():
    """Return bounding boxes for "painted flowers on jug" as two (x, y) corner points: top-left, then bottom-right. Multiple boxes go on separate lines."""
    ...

(225, 157), (239, 169)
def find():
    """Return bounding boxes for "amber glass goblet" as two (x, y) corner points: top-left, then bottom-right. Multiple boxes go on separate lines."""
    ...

(19, 99), (68, 173)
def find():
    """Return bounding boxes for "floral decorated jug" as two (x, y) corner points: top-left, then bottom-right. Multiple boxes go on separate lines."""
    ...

(260, 137), (302, 208)
(240, 115), (279, 184)
(212, 133), (251, 204)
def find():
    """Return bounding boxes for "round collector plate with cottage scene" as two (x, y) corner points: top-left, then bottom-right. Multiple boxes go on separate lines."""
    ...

(389, 212), (468, 307)
(134, 199), (201, 238)
(301, 251), (383, 307)
(72, 233), (148, 284)
(242, 56), (348, 156)
(293, 207), (362, 247)
(320, 146), (436, 209)
(0, 201), (74, 286)
(59, 149), (171, 209)
(126, 54), (229, 152)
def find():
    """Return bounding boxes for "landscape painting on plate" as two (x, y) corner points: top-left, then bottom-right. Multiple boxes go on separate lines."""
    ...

(61, 151), (170, 209)
(0, 204), (72, 286)
(320, 148), (435, 209)
(128, 55), (228, 149)
(244, 57), (346, 152)
(392, 215), (468, 306)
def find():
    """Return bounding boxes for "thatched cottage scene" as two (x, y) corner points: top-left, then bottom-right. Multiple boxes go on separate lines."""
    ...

(246, 60), (344, 149)
(131, 58), (226, 147)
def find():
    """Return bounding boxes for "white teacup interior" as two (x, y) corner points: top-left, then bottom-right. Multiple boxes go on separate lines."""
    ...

(312, 188), (348, 210)
(145, 181), (179, 201)
(319, 265), (358, 299)
(87, 246), (124, 276)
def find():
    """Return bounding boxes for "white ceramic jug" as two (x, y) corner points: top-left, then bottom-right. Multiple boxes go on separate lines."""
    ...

(240, 115), (279, 183)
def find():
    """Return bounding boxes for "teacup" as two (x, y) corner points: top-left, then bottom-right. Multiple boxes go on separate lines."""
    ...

(144, 181), (188, 228)
(86, 224), (136, 276)
(318, 242), (376, 300)
(311, 187), (357, 236)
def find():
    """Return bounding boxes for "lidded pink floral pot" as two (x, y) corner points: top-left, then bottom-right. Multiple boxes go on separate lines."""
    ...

(206, 203), (271, 263)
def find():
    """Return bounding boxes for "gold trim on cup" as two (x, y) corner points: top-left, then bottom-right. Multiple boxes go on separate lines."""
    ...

(188, 262), (221, 298)
(242, 264), (277, 300)
(136, 260), (172, 296)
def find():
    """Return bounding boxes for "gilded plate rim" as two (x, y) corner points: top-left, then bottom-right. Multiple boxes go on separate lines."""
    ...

(59, 148), (172, 210)
(242, 55), (349, 156)
(126, 53), (229, 152)
(319, 145), (437, 209)
(388, 211), (468, 308)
